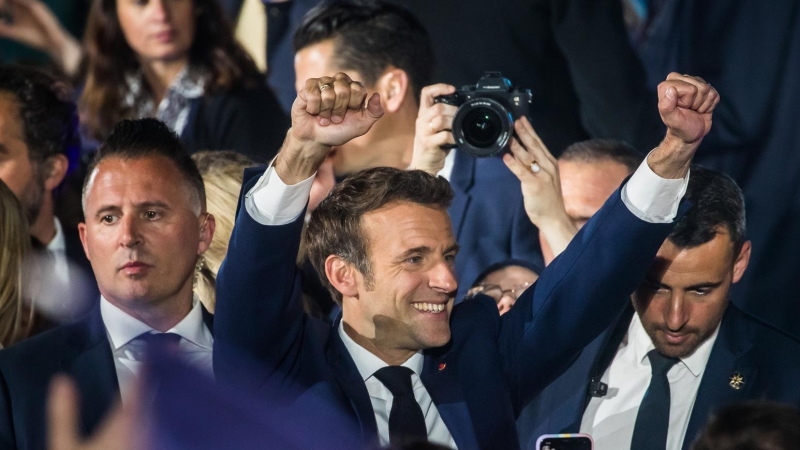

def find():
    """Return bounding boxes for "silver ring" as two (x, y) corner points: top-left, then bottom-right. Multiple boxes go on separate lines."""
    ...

(530, 161), (541, 174)
(319, 83), (334, 91)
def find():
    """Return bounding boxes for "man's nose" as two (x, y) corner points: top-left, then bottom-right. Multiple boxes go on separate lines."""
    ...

(119, 215), (143, 248)
(664, 293), (689, 331)
(430, 261), (458, 295)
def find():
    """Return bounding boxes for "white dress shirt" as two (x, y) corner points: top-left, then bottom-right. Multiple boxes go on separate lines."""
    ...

(580, 314), (720, 450)
(243, 152), (690, 446)
(338, 322), (457, 448)
(100, 297), (214, 404)
(45, 218), (69, 284)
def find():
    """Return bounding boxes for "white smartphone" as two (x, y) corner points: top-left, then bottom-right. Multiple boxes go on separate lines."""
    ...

(536, 433), (594, 450)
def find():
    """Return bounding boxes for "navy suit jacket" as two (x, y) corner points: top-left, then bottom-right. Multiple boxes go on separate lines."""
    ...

(0, 305), (214, 450)
(214, 169), (682, 449)
(516, 303), (800, 450)
(449, 152), (544, 300)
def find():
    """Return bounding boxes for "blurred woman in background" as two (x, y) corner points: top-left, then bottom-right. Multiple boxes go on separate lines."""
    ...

(0, 179), (34, 348)
(191, 150), (253, 312)
(79, 0), (288, 161)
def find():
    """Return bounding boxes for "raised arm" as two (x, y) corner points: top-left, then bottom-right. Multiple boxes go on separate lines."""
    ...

(213, 73), (383, 387)
(498, 73), (719, 409)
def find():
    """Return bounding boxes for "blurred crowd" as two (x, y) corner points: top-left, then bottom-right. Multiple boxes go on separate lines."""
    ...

(0, 1), (799, 450)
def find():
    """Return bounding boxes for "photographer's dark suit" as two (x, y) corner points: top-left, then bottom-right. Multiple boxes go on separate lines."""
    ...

(516, 303), (800, 450)
(449, 151), (543, 300)
(214, 169), (684, 449)
(251, 0), (664, 154)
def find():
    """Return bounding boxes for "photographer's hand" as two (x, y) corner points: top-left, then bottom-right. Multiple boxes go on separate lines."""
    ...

(0, 0), (84, 77)
(648, 73), (720, 179)
(275, 73), (384, 185)
(410, 84), (458, 175)
(503, 117), (577, 260)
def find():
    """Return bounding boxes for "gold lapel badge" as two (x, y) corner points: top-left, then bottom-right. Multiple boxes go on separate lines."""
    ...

(729, 372), (745, 390)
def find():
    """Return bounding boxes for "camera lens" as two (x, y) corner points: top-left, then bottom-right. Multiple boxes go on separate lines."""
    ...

(451, 97), (513, 157)
(462, 108), (502, 148)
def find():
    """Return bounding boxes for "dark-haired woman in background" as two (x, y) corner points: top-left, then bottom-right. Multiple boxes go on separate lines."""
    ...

(78, 0), (288, 161)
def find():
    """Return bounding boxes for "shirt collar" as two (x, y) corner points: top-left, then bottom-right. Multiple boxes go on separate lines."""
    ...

(338, 320), (424, 381)
(123, 66), (207, 111)
(100, 296), (212, 351)
(45, 217), (66, 254)
(629, 312), (720, 377)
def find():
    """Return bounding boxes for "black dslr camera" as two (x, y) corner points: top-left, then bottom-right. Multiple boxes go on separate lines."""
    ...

(434, 72), (532, 157)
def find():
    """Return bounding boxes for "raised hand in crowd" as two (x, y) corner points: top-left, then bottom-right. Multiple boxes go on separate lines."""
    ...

(276, 72), (384, 184)
(502, 117), (578, 259)
(46, 376), (141, 450)
(650, 72), (719, 178)
(409, 83), (457, 174)
(0, 0), (83, 77)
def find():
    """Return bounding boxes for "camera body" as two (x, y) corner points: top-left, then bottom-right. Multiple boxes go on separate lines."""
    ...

(434, 72), (532, 157)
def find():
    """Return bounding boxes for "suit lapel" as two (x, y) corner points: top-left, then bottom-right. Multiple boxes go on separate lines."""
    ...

(61, 307), (120, 435)
(682, 305), (757, 449)
(421, 351), (480, 450)
(325, 323), (379, 446)
(448, 151), (476, 239)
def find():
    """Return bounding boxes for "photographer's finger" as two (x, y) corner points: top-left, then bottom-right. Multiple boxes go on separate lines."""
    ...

(520, 116), (557, 166)
(429, 130), (456, 149)
(514, 120), (556, 174)
(428, 115), (454, 134)
(502, 152), (533, 183)
(420, 83), (457, 108)
(509, 136), (534, 167)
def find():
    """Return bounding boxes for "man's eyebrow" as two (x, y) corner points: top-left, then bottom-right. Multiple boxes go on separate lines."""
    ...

(444, 243), (461, 255)
(397, 246), (434, 260)
(686, 281), (724, 291)
(92, 201), (171, 217)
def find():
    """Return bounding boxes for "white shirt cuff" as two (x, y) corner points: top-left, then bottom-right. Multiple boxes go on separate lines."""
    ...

(621, 150), (689, 223)
(244, 163), (315, 226)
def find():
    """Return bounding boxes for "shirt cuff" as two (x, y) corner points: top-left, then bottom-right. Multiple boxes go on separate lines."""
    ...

(621, 151), (689, 223)
(244, 163), (315, 226)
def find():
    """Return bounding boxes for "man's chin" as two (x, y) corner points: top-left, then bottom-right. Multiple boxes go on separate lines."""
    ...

(653, 336), (700, 359)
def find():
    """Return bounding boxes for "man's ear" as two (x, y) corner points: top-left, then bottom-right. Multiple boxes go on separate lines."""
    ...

(325, 255), (359, 298)
(375, 68), (410, 114)
(732, 240), (751, 284)
(78, 222), (90, 262)
(197, 213), (216, 255)
(42, 155), (69, 192)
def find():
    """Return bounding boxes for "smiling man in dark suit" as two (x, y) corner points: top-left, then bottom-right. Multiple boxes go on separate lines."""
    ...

(516, 169), (800, 450)
(0, 119), (216, 450)
(213, 69), (719, 449)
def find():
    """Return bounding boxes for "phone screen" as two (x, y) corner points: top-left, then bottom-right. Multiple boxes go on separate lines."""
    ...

(537, 435), (593, 450)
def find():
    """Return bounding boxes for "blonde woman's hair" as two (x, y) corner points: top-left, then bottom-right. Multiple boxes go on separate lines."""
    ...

(0, 180), (33, 347)
(191, 151), (254, 312)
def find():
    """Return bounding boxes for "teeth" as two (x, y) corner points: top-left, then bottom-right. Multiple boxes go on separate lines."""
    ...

(412, 303), (445, 313)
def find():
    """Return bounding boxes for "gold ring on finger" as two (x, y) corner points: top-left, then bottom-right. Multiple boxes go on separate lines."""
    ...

(429, 121), (436, 132)
(530, 161), (541, 174)
(320, 83), (334, 91)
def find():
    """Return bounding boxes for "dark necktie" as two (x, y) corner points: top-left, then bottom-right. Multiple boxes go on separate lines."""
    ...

(372, 366), (428, 445)
(138, 332), (182, 358)
(630, 349), (680, 450)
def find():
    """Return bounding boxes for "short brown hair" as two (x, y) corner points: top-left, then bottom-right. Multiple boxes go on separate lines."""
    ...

(306, 167), (453, 304)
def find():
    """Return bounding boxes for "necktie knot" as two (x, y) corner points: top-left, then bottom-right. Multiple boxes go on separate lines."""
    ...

(137, 332), (182, 356)
(373, 366), (416, 398)
(647, 349), (679, 376)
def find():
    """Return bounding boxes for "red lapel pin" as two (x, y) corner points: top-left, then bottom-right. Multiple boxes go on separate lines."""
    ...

(438, 363), (446, 371)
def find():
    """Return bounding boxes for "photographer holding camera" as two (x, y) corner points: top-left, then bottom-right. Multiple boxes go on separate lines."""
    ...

(294, 1), (545, 301)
